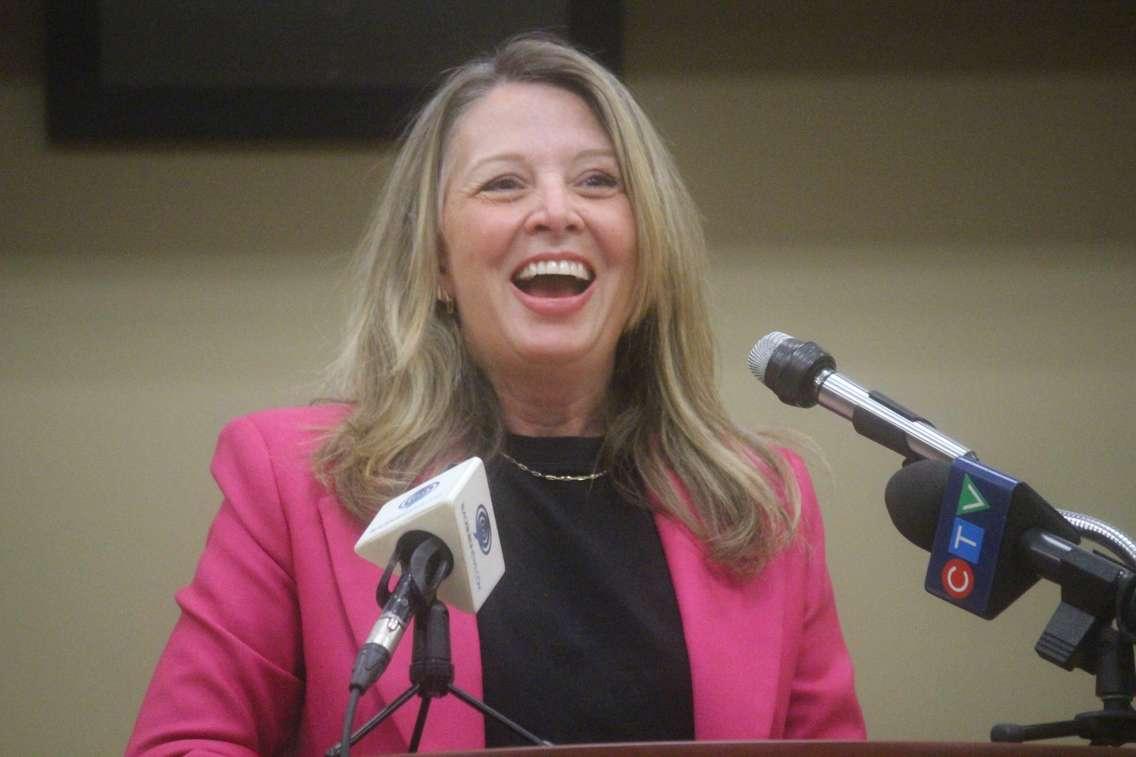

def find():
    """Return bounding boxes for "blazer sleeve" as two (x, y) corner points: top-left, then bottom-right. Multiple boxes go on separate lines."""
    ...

(782, 452), (867, 739)
(126, 416), (304, 756)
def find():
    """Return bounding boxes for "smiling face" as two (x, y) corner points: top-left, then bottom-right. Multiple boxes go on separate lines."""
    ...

(439, 82), (638, 389)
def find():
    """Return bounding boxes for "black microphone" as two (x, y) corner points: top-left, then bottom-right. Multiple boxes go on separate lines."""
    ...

(348, 531), (453, 693)
(335, 458), (505, 757)
(885, 459), (1134, 639)
(348, 457), (504, 692)
(747, 331), (972, 461)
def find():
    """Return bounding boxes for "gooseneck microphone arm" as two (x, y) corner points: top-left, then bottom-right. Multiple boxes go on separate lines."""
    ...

(1058, 510), (1136, 571)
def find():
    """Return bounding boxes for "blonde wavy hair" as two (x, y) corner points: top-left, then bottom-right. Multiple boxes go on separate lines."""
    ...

(316, 34), (799, 574)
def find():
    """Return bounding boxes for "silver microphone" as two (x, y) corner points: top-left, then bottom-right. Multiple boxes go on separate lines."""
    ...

(747, 331), (972, 462)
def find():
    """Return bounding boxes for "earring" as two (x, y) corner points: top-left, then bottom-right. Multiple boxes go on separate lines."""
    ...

(437, 286), (455, 315)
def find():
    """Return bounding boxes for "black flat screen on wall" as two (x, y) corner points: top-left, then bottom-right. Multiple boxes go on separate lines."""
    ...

(47, 1), (623, 143)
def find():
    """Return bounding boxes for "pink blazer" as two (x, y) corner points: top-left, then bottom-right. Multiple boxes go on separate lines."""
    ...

(127, 406), (864, 755)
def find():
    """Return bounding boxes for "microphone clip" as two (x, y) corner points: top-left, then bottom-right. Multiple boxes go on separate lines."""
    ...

(376, 531), (454, 608)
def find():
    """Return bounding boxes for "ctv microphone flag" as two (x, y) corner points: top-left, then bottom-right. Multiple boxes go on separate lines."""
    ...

(925, 456), (1016, 618)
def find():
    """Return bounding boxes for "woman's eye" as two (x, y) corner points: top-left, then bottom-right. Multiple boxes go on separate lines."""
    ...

(479, 176), (523, 193)
(580, 172), (620, 189)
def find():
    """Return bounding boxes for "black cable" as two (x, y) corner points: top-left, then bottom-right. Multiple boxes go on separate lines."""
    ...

(339, 687), (361, 757)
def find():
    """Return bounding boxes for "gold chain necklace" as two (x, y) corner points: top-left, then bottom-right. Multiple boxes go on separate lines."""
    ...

(501, 452), (608, 482)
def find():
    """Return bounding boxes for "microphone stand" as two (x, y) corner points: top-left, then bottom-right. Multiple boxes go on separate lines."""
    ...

(327, 599), (551, 755)
(991, 535), (1136, 745)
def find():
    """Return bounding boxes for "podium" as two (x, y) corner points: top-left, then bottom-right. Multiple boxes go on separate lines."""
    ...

(378, 742), (1106, 756)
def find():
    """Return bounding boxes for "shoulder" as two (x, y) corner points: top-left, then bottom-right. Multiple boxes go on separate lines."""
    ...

(215, 404), (350, 461)
(656, 443), (824, 574)
(739, 443), (822, 534)
(734, 443), (828, 572)
(210, 403), (351, 506)
(221, 403), (351, 445)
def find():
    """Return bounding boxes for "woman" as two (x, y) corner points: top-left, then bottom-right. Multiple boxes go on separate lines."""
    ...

(128, 35), (864, 755)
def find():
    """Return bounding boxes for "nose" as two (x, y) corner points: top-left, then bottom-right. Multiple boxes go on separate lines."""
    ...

(524, 179), (581, 236)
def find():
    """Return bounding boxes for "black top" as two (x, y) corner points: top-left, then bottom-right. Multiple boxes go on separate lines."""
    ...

(477, 435), (694, 747)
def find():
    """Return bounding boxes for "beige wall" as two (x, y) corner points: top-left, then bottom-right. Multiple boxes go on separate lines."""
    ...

(3, 4), (1134, 752)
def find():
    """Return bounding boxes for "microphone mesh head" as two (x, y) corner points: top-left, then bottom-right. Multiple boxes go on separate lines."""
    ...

(746, 331), (793, 383)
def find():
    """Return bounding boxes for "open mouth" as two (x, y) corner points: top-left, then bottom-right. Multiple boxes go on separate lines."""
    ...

(512, 259), (594, 298)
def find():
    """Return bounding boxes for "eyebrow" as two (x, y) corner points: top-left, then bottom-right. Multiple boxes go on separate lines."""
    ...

(462, 148), (620, 177)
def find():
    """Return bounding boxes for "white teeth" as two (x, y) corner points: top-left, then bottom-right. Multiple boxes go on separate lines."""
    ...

(514, 260), (593, 281)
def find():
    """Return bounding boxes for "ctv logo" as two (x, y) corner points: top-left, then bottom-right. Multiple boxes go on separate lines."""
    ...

(938, 473), (989, 600)
(925, 458), (1018, 618)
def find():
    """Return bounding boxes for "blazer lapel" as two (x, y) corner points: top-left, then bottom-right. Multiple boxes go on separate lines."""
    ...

(655, 513), (786, 739)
